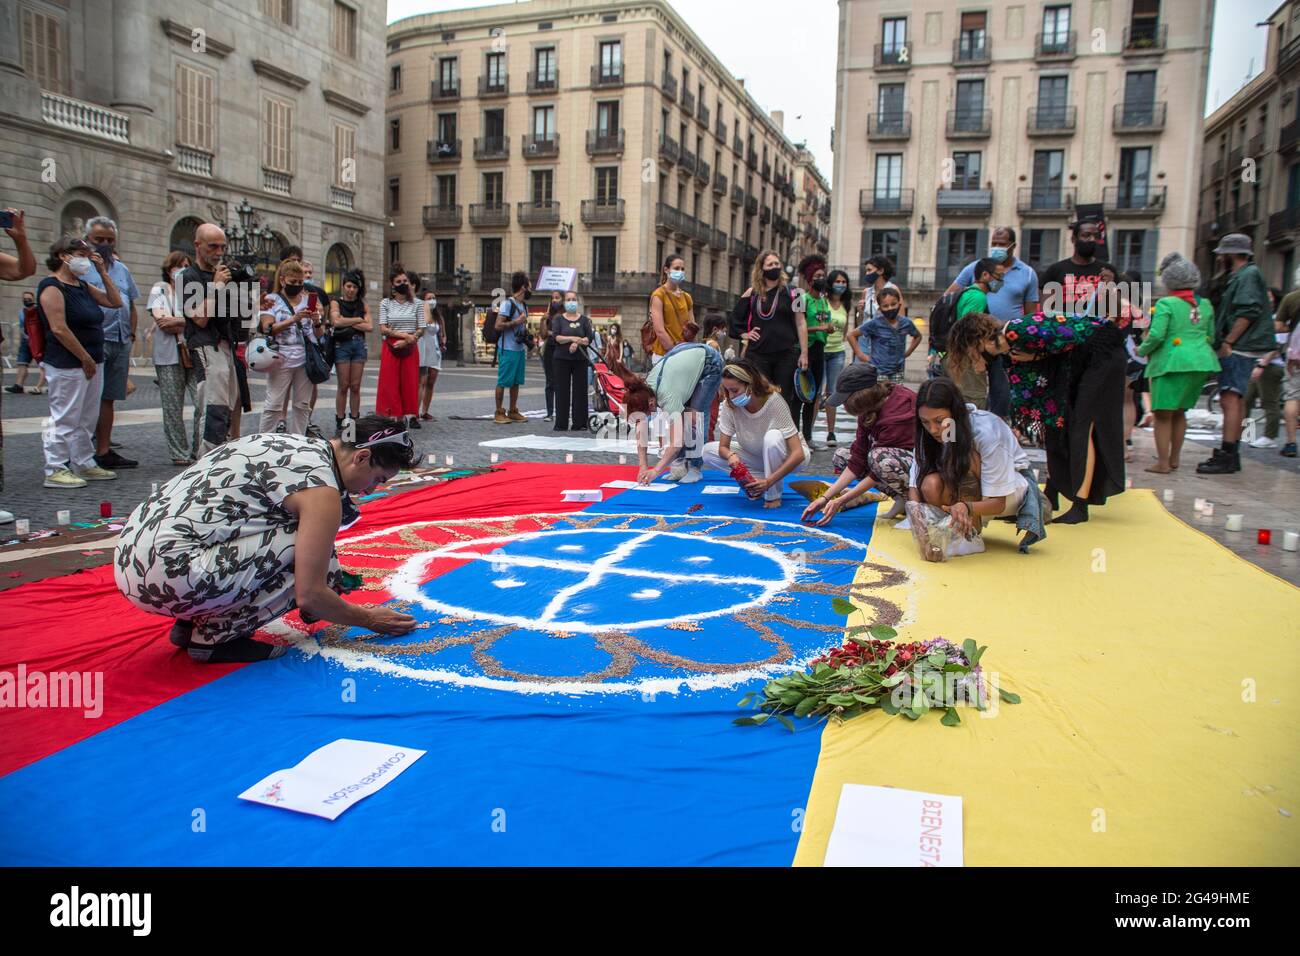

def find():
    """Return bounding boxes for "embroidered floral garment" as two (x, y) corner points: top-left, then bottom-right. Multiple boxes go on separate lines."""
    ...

(1004, 312), (1105, 437)
(114, 434), (347, 643)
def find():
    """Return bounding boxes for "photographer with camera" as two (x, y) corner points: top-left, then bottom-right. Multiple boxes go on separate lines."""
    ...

(182, 223), (245, 456)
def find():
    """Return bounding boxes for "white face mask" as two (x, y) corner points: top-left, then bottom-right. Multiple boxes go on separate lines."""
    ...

(428, 298), (437, 309)
(67, 256), (94, 277)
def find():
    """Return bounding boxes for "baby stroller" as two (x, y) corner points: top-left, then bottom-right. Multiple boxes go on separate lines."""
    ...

(584, 343), (626, 432)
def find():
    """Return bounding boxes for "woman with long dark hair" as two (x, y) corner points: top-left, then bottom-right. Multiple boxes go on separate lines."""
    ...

(797, 254), (832, 446)
(330, 270), (372, 432)
(376, 264), (423, 429)
(729, 251), (809, 424)
(907, 377), (1033, 557)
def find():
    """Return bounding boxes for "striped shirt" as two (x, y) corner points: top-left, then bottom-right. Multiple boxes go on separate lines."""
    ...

(379, 297), (422, 334)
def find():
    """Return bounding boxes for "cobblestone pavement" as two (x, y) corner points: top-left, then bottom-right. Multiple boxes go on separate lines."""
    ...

(3, 350), (1297, 583)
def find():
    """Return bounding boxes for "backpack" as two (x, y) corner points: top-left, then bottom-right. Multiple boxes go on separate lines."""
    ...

(927, 289), (962, 354)
(483, 298), (508, 345)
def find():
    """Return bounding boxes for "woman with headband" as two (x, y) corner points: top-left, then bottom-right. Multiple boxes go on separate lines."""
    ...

(114, 415), (418, 663)
(700, 357), (809, 508)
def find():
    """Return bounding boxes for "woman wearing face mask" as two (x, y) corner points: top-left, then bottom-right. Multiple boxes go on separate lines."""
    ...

(550, 291), (595, 431)
(418, 290), (446, 422)
(856, 255), (901, 335)
(257, 259), (324, 436)
(701, 358), (809, 508)
(114, 415), (418, 664)
(542, 290), (564, 421)
(822, 270), (852, 446)
(148, 250), (200, 465)
(647, 255), (697, 364)
(797, 254), (833, 447)
(730, 252), (810, 425)
(376, 265), (424, 429)
(330, 270), (372, 432)
(37, 236), (124, 490)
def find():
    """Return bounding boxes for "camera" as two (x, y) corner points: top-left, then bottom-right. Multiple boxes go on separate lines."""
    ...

(222, 256), (260, 284)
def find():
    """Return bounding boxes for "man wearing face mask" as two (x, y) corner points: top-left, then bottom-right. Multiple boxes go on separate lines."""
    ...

(943, 228), (1039, 418)
(1040, 219), (1107, 317)
(493, 271), (532, 424)
(855, 255), (901, 340)
(80, 217), (140, 471)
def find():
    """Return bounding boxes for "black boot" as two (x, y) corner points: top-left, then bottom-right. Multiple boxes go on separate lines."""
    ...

(1197, 444), (1240, 474)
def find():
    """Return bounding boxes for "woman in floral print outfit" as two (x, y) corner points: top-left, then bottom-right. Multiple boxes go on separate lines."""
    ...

(114, 416), (418, 662)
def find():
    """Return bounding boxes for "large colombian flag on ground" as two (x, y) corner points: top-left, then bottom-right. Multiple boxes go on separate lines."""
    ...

(0, 462), (884, 865)
(2, 462), (1297, 865)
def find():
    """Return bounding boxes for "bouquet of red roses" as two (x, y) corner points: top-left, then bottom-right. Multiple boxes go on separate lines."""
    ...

(735, 622), (1019, 731)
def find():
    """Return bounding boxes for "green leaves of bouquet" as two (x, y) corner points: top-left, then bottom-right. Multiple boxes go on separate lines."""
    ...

(734, 600), (1020, 732)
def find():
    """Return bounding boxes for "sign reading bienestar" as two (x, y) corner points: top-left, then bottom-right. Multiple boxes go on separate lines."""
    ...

(49, 886), (151, 936)
(823, 784), (965, 866)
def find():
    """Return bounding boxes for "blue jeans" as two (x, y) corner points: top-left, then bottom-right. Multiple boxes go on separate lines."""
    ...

(662, 343), (723, 467)
(822, 349), (846, 406)
(333, 337), (367, 364)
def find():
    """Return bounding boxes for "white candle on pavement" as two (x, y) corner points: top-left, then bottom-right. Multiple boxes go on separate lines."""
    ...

(57, 510), (71, 525)
(1225, 514), (1243, 532)
(1283, 531), (1299, 552)
(1163, 489), (1175, 503)
(14, 519), (29, 536)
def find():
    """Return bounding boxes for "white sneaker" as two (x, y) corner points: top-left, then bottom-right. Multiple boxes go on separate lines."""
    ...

(667, 461), (688, 482)
(0, 510), (13, 525)
(76, 465), (118, 481)
(44, 468), (87, 489)
(679, 466), (703, 484)
(1250, 436), (1278, 449)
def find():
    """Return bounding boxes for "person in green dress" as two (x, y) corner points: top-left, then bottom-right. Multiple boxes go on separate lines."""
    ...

(1137, 253), (1220, 474)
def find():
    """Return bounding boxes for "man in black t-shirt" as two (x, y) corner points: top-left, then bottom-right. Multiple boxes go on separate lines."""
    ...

(182, 223), (244, 455)
(1039, 220), (1106, 317)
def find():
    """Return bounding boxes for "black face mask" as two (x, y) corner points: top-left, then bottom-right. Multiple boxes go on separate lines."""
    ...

(864, 270), (878, 283)
(283, 283), (303, 298)
(523, 289), (533, 300)
(880, 308), (900, 320)
(92, 242), (113, 259)
(763, 267), (782, 281)
(812, 278), (827, 293)
(393, 282), (409, 295)
(1075, 240), (1097, 258)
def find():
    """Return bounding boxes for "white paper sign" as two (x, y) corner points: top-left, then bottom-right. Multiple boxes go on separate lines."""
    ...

(535, 266), (577, 292)
(601, 480), (676, 492)
(701, 484), (741, 495)
(238, 739), (426, 821)
(561, 489), (603, 502)
(824, 784), (964, 867)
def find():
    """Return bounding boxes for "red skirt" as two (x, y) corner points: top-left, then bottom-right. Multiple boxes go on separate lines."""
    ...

(376, 341), (420, 417)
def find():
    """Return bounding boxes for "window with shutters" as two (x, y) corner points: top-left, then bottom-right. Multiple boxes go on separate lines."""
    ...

(593, 237), (617, 276)
(20, 6), (66, 93)
(262, 97), (294, 173)
(333, 122), (356, 188)
(529, 237), (552, 275)
(1113, 230), (1146, 275)
(390, 64), (402, 92)
(481, 238), (503, 277)
(483, 172), (504, 206)
(176, 63), (215, 152)
(436, 240), (456, 276)
(531, 169), (554, 204)
(331, 2), (357, 58)
(599, 41), (622, 80)
(596, 167), (619, 204)
(952, 151), (982, 190)
(261, 0), (294, 27)
(437, 175), (457, 206)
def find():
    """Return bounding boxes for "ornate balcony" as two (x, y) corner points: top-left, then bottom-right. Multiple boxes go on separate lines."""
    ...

(867, 112), (912, 140)
(659, 134), (679, 165)
(1027, 106), (1077, 136)
(580, 199), (626, 225)
(661, 71), (678, 100)
(517, 201), (561, 226)
(586, 129), (624, 156)
(522, 134), (559, 158)
(473, 135), (509, 161)
(422, 204), (463, 229)
(42, 91), (129, 143)
(427, 139), (462, 162)
(469, 202), (510, 227)
(1113, 102), (1167, 134)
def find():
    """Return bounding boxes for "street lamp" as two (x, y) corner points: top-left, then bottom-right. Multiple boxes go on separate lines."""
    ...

(221, 198), (278, 267)
(558, 222), (575, 243)
(454, 263), (473, 367)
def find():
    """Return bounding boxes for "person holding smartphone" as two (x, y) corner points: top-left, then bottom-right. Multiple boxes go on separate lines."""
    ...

(257, 259), (323, 435)
(0, 208), (37, 524)
(36, 236), (124, 489)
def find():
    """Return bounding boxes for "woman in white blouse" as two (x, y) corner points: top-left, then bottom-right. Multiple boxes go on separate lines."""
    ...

(148, 250), (200, 465)
(257, 258), (323, 435)
(701, 358), (809, 508)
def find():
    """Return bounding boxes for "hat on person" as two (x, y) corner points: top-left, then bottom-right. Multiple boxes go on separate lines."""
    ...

(1157, 252), (1200, 292)
(824, 363), (880, 408)
(1212, 233), (1254, 256)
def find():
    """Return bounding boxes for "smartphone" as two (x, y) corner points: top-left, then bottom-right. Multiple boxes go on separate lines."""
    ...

(0, 211), (13, 230)
(307, 292), (318, 312)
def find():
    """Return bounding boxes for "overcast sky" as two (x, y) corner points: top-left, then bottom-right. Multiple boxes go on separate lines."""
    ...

(386, 0), (838, 175)
(388, 0), (1273, 163)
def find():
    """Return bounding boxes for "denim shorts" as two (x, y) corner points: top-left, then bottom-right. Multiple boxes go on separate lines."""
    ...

(1217, 352), (1256, 397)
(101, 338), (131, 401)
(333, 337), (367, 364)
(16, 332), (32, 365)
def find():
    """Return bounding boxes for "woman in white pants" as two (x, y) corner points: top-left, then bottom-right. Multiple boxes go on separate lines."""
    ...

(701, 357), (809, 508)
(258, 259), (322, 435)
(37, 236), (123, 489)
